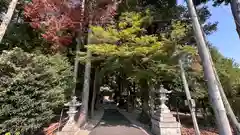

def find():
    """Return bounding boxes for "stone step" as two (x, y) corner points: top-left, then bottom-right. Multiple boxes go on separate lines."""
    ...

(152, 115), (176, 122)
(151, 119), (181, 128)
(151, 119), (181, 135)
(155, 109), (171, 114)
(153, 112), (174, 118)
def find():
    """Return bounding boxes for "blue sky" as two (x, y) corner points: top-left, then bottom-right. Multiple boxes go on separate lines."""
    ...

(206, 2), (240, 63)
(178, 0), (240, 63)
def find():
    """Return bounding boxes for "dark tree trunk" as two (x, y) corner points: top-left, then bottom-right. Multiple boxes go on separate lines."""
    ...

(91, 68), (99, 118)
(88, 68), (95, 115)
(138, 79), (150, 124)
(230, 0), (240, 38)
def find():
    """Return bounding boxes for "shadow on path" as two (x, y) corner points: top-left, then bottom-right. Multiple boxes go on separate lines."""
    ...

(89, 109), (147, 135)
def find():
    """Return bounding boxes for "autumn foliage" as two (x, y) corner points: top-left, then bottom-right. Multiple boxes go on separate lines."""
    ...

(24, 0), (119, 47)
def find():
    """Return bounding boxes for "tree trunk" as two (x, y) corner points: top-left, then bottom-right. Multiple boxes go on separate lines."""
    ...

(201, 100), (208, 126)
(78, 49), (92, 127)
(209, 51), (240, 134)
(127, 82), (134, 112)
(198, 12), (240, 133)
(77, 24), (92, 127)
(230, 0), (240, 38)
(179, 59), (200, 135)
(140, 96), (150, 124)
(91, 68), (99, 118)
(0, 0), (18, 43)
(115, 73), (122, 105)
(138, 79), (150, 124)
(72, 37), (81, 96)
(88, 68), (95, 114)
(201, 17), (240, 133)
(77, 0), (93, 127)
(95, 81), (101, 109)
(129, 82), (136, 112)
(149, 87), (155, 117)
(133, 82), (136, 109)
(186, 0), (232, 134)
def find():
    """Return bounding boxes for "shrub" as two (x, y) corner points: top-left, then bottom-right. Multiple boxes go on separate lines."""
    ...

(0, 48), (73, 134)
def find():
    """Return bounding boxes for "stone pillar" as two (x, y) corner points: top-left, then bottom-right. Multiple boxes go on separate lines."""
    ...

(151, 85), (181, 135)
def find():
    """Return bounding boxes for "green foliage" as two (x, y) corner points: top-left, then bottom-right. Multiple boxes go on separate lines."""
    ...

(0, 0), (10, 14)
(82, 11), (218, 119)
(4, 132), (20, 135)
(170, 20), (190, 40)
(0, 23), (50, 53)
(86, 12), (195, 58)
(80, 11), (197, 92)
(0, 48), (73, 134)
(0, 0), (52, 54)
(210, 46), (240, 97)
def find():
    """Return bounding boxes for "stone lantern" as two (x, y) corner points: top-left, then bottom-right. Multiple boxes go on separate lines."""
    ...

(64, 96), (81, 124)
(56, 96), (81, 135)
(158, 85), (171, 113)
(151, 85), (181, 135)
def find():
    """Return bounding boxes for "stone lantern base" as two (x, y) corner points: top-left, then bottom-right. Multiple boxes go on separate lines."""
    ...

(151, 109), (181, 135)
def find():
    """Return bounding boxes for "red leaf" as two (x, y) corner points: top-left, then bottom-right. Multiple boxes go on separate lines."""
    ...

(24, 0), (119, 48)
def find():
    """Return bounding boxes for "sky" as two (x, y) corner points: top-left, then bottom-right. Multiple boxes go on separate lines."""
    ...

(206, 2), (240, 63)
(178, 0), (240, 63)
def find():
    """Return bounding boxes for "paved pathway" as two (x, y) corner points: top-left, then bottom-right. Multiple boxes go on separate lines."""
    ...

(89, 109), (148, 135)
